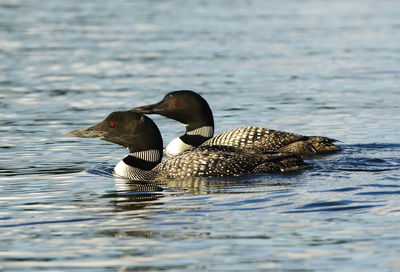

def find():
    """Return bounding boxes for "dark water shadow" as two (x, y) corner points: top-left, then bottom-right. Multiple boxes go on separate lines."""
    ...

(90, 164), (305, 216)
(98, 174), (302, 215)
(312, 143), (400, 172)
(101, 179), (165, 213)
(0, 217), (103, 228)
(0, 164), (86, 177)
(280, 143), (400, 214)
(283, 199), (384, 213)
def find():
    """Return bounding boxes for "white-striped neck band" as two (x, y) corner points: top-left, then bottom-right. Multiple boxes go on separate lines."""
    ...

(186, 126), (214, 138)
(129, 149), (162, 162)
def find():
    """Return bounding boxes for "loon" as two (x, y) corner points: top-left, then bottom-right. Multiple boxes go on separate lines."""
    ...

(130, 90), (341, 156)
(66, 111), (310, 181)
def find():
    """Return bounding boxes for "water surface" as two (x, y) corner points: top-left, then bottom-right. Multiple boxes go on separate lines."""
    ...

(1, 0), (400, 271)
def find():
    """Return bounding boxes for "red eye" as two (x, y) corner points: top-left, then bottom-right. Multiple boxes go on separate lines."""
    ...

(110, 122), (116, 128)
(173, 101), (179, 107)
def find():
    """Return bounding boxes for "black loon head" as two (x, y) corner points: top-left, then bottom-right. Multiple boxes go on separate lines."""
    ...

(130, 90), (214, 131)
(67, 111), (163, 156)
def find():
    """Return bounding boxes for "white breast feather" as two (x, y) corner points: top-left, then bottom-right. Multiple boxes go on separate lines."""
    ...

(165, 137), (194, 157)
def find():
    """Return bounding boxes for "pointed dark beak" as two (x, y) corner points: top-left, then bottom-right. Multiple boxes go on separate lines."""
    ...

(66, 125), (107, 140)
(129, 102), (164, 115)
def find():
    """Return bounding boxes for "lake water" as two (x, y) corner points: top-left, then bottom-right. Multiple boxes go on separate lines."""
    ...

(1, 0), (400, 271)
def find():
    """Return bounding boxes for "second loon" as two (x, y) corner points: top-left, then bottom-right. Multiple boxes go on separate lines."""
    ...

(130, 90), (341, 156)
(67, 111), (310, 181)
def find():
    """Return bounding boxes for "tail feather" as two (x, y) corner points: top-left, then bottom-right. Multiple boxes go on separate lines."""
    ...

(254, 152), (312, 173)
(278, 137), (340, 154)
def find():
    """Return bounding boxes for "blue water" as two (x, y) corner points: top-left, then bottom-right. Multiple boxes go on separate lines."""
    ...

(1, 0), (400, 271)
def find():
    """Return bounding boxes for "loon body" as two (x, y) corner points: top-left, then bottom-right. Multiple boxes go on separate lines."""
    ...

(130, 90), (341, 156)
(67, 111), (310, 181)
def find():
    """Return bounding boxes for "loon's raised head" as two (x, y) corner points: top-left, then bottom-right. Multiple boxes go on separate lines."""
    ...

(67, 111), (163, 155)
(130, 90), (214, 130)
(67, 111), (164, 180)
(131, 91), (215, 156)
(130, 90), (341, 156)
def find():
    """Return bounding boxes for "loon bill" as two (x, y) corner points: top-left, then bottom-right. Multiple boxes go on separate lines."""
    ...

(130, 90), (341, 156)
(66, 111), (310, 181)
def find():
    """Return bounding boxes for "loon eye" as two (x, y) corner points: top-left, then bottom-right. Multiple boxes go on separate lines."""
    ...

(173, 101), (179, 107)
(110, 122), (116, 128)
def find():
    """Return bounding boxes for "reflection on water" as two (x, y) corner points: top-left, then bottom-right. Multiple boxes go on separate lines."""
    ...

(104, 180), (164, 213)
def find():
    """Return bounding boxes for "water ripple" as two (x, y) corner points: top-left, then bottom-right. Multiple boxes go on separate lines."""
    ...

(2, 0), (400, 270)
(285, 205), (382, 213)
(356, 190), (400, 196)
(0, 217), (104, 228)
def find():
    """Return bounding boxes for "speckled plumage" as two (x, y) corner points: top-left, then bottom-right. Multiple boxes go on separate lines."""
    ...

(153, 146), (309, 180)
(130, 90), (340, 155)
(202, 127), (340, 154)
(114, 145), (310, 181)
(67, 111), (310, 181)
